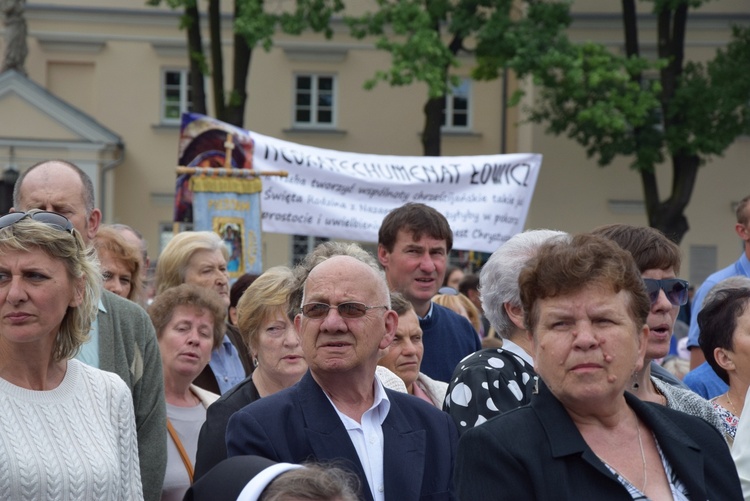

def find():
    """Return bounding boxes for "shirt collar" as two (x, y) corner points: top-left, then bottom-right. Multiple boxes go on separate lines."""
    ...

(418, 301), (434, 321)
(501, 338), (534, 366)
(326, 374), (391, 429)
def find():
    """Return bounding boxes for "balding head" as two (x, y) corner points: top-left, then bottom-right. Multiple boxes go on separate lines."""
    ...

(303, 255), (391, 308)
(13, 160), (101, 244)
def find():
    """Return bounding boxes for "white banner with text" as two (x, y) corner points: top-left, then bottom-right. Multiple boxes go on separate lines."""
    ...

(252, 132), (541, 252)
(178, 113), (542, 253)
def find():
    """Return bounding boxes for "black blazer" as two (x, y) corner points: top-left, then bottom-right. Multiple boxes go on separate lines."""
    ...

(226, 371), (458, 501)
(193, 375), (261, 480)
(455, 382), (742, 500)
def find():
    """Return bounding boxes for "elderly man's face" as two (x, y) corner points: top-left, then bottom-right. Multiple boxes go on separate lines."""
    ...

(14, 162), (101, 244)
(295, 256), (397, 376)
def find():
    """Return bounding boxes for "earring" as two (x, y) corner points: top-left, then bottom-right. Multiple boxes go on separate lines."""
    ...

(631, 372), (640, 390)
(253, 357), (259, 368)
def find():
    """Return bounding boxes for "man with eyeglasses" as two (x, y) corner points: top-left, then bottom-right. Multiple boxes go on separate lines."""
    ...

(226, 254), (458, 501)
(12, 159), (167, 501)
(377, 203), (481, 382)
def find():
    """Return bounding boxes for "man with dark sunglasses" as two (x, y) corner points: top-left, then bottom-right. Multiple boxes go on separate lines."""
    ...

(226, 253), (458, 501)
(12, 160), (167, 501)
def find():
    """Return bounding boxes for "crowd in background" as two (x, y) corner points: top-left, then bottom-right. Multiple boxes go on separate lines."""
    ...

(1, 159), (750, 500)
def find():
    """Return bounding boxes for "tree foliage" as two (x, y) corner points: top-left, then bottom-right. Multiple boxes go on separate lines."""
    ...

(347, 0), (504, 156)
(351, 0), (750, 242)
(471, 0), (750, 242)
(148, 0), (344, 127)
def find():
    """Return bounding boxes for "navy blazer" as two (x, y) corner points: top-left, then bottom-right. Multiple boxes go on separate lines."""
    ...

(226, 371), (458, 501)
(455, 382), (742, 500)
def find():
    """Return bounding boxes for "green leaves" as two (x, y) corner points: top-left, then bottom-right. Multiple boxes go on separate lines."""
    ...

(471, 0), (750, 175)
(345, 0), (473, 99)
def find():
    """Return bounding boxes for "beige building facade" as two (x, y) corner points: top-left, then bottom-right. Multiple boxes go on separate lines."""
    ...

(0, 1), (748, 286)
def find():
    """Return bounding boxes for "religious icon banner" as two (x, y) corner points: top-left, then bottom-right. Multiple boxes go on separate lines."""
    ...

(191, 179), (263, 278)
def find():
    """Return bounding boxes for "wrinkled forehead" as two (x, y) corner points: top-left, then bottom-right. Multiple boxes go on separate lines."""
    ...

(19, 166), (87, 209)
(304, 256), (387, 303)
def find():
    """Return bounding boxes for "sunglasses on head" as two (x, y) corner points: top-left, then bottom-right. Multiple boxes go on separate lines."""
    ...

(643, 278), (689, 306)
(0, 211), (75, 234)
(301, 301), (388, 319)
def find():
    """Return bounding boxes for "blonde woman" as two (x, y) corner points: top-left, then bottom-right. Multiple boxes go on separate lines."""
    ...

(0, 211), (142, 500)
(156, 231), (252, 394)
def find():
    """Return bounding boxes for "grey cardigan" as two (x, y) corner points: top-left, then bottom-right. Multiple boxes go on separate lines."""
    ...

(652, 375), (724, 434)
(98, 289), (167, 501)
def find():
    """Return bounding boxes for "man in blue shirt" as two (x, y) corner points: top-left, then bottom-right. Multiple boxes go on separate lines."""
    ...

(377, 203), (481, 382)
(688, 195), (750, 370)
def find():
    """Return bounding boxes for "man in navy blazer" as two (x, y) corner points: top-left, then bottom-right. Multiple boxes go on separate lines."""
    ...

(226, 254), (458, 501)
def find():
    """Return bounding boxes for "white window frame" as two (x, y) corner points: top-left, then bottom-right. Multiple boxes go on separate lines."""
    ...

(293, 74), (337, 128)
(442, 78), (472, 131)
(161, 68), (192, 125)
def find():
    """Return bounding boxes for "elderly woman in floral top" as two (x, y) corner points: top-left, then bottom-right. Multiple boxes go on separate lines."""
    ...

(698, 276), (750, 446)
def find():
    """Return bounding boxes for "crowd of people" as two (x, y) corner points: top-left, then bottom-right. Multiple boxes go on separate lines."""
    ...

(1, 158), (749, 500)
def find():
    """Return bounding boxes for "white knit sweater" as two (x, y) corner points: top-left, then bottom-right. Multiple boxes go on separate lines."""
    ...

(0, 359), (143, 500)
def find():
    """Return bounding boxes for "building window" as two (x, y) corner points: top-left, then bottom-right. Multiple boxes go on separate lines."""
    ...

(292, 235), (329, 265)
(294, 75), (336, 127)
(442, 79), (471, 130)
(162, 69), (192, 124)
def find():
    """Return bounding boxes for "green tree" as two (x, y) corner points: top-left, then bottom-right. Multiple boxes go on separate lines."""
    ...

(347, 0), (505, 156)
(344, 0), (574, 156)
(148, 0), (344, 127)
(473, 0), (750, 243)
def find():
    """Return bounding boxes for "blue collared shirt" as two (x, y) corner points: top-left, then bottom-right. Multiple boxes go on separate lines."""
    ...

(688, 252), (750, 348)
(76, 299), (104, 368)
(418, 302), (434, 321)
(209, 333), (247, 394)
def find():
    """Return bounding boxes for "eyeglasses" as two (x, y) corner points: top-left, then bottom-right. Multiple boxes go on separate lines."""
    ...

(438, 286), (458, 296)
(643, 278), (689, 306)
(301, 302), (388, 319)
(0, 211), (74, 234)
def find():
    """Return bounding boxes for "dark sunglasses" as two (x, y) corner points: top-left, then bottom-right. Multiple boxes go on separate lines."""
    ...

(643, 278), (689, 306)
(301, 301), (388, 319)
(0, 211), (75, 234)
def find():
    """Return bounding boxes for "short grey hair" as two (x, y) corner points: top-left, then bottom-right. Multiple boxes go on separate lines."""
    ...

(705, 275), (750, 303)
(480, 229), (569, 338)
